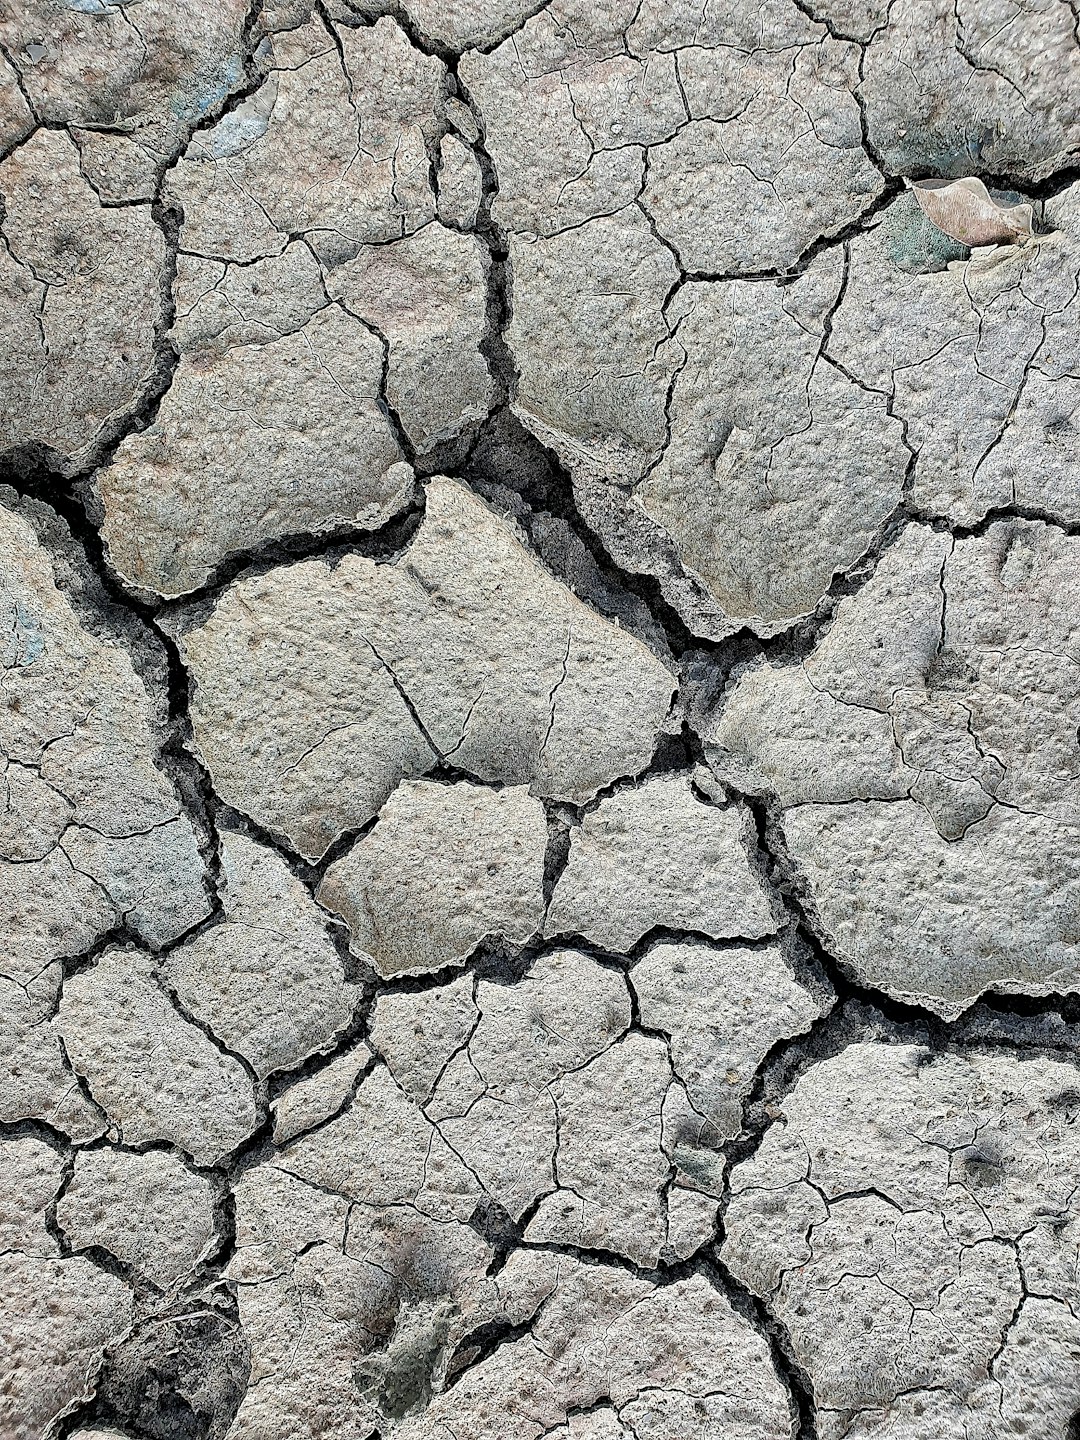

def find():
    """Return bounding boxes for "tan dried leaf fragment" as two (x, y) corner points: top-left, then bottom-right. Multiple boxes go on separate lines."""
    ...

(910, 176), (1033, 246)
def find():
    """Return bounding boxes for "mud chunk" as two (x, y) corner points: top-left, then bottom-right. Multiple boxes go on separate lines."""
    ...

(0, 51), (33, 156)
(0, 976), (105, 1140)
(369, 977), (478, 1106)
(0, 497), (208, 993)
(510, 225), (907, 638)
(399, 1250), (795, 1440)
(631, 939), (826, 1137)
(723, 1043), (1080, 1437)
(2, 1253), (132, 1440)
(170, 243), (328, 354)
(164, 830), (360, 1078)
(639, 39), (881, 275)
(57, 1148), (217, 1290)
(786, 802), (1080, 1017)
(546, 773), (776, 949)
(709, 520), (1080, 1014)
(506, 208), (678, 491)
(401, 0), (542, 50)
(429, 949), (632, 1226)
(166, 16), (443, 261)
(0, 129), (165, 471)
(224, 1068), (495, 1438)
(319, 780), (546, 978)
(858, 0), (1080, 182)
(635, 261), (908, 636)
(0, 1134), (131, 1440)
(436, 133), (483, 228)
(0, 0), (250, 187)
(57, 948), (258, 1165)
(181, 477), (674, 860)
(0, 1134), (65, 1257)
(826, 193), (1080, 525)
(464, 0), (879, 263)
(525, 1030), (673, 1264)
(95, 306), (414, 598)
(270, 1044), (373, 1145)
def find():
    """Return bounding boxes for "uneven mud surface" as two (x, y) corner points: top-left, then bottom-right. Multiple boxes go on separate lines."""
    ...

(2, 2), (1080, 1437)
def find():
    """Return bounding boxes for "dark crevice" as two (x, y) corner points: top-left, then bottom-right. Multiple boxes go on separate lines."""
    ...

(706, 1255), (820, 1440)
(442, 1312), (538, 1390)
(0, 453), (227, 918)
(153, 494), (428, 613)
(541, 803), (574, 912)
(461, 408), (696, 658)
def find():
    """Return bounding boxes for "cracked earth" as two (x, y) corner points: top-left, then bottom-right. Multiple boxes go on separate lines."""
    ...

(2, 1), (1080, 1437)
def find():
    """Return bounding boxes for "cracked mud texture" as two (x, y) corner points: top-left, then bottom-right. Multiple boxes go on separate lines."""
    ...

(1, 0), (1080, 1438)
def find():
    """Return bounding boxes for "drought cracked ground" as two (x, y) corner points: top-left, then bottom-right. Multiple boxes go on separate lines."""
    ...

(2, 0), (1080, 1437)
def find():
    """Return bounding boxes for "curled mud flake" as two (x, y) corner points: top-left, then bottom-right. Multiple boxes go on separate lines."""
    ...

(909, 177), (1034, 248)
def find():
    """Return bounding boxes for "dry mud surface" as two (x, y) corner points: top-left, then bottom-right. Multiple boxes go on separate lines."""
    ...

(2, 2), (1080, 1437)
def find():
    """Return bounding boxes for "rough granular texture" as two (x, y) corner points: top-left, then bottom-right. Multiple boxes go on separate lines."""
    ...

(1, 2), (1079, 1437)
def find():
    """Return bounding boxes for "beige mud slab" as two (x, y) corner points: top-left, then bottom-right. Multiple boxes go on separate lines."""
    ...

(1, 2), (1079, 1438)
